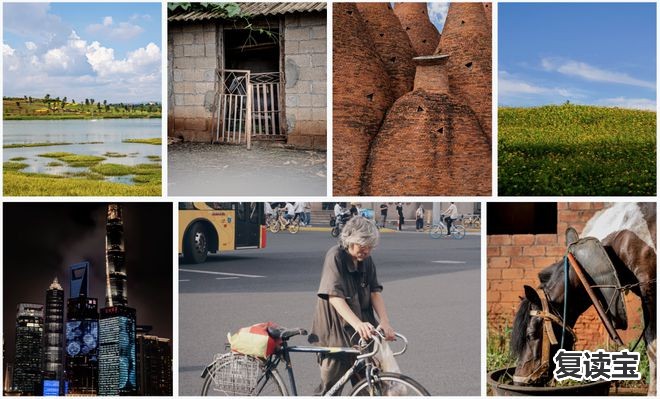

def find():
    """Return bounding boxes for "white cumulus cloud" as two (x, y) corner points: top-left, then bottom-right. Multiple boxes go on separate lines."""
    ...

(596, 97), (656, 111)
(87, 17), (144, 40)
(541, 57), (655, 90)
(25, 41), (37, 51)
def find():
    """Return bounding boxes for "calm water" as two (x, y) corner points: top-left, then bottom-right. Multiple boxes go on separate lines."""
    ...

(4, 119), (161, 184)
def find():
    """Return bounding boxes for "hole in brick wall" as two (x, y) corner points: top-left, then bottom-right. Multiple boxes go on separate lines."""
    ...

(422, 39), (427, 43)
(346, 10), (353, 15)
(437, 127), (444, 134)
(461, 20), (465, 25)
(417, 106), (424, 112)
(366, 93), (374, 102)
(406, 26), (410, 31)
(390, 56), (397, 63)
(379, 33), (384, 37)
(465, 62), (473, 69)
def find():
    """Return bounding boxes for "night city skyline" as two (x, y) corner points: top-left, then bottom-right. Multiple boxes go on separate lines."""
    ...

(3, 203), (173, 394)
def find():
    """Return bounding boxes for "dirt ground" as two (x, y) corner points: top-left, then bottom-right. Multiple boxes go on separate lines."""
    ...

(168, 142), (327, 196)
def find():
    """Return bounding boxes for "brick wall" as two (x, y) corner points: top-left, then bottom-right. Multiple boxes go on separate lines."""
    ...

(488, 202), (643, 349)
(357, 3), (416, 99)
(437, 3), (492, 140)
(284, 12), (327, 150)
(362, 91), (491, 196)
(168, 22), (218, 142)
(393, 3), (440, 56)
(333, 3), (394, 195)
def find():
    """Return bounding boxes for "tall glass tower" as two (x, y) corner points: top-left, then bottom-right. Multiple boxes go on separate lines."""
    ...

(105, 204), (127, 307)
(43, 278), (64, 394)
(14, 303), (44, 395)
(99, 204), (137, 395)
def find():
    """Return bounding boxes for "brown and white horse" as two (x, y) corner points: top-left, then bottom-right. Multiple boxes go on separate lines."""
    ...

(511, 202), (656, 394)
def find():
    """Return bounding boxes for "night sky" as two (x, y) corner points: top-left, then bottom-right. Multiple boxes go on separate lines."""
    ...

(3, 202), (173, 365)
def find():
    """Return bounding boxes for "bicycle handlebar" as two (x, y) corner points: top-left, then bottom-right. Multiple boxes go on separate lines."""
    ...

(356, 330), (408, 359)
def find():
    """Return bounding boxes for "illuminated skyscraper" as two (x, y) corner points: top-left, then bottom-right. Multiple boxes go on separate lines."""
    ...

(65, 262), (99, 395)
(13, 303), (44, 395)
(99, 307), (137, 395)
(105, 204), (127, 308)
(99, 204), (137, 395)
(136, 327), (172, 396)
(43, 278), (64, 395)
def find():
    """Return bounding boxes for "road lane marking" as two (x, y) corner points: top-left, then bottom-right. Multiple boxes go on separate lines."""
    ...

(432, 261), (466, 264)
(216, 277), (239, 280)
(179, 268), (265, 278)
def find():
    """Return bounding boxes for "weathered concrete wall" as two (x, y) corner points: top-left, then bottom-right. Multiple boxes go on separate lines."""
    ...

(333, 3), (394, 195)
(487, 203), (643, 349)
(356, 3), (416, 99)
(169, 22), (218, 142)
(284, 12), (327, 150)
(393, 3), (440, 56)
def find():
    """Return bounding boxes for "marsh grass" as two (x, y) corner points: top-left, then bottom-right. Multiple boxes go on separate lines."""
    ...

(4, 161), (29, 171)
(123, 138), (161, 145)
(3, 171), (160, 196)
(46, 161), (64, 167)
(38, 152), (106, 167)
(9, 157), (27, 161)
(499, 104), (655, 196)
(147, 155), (161, 162)
(4, 142), (72, 149)
(104, 152), (128, 158)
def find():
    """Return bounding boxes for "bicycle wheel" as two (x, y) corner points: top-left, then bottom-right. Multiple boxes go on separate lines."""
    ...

(452, 225), (466, 240)
(268, 221), (281, 233)
(349, 372), (430, 396)
(429, 225), (444, 239)
(288, 220), (300, 234)
(331, 226), (340, 237)
(200, 353), (288, 396)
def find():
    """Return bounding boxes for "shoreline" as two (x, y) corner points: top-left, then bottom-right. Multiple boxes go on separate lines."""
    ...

(4, 114), (161, 121)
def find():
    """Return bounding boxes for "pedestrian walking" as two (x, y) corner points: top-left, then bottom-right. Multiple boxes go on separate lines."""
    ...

(379, 203), (388, 228)
(415, 204), (425, 232)
(396, 203), (404, 231)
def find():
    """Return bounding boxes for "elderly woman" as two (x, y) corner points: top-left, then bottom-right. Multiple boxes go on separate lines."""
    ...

(308, 216), (395, 395)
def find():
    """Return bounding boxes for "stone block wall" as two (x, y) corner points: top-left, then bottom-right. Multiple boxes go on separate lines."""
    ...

(284, 12), (327, 150)
(169, 22), (218, 142)
(487, 202), (643, 349)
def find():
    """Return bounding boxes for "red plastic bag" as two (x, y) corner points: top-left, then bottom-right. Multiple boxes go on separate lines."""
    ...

(228, 322), (282, 358)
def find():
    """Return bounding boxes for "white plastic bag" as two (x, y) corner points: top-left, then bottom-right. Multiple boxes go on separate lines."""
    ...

(374, 341), (407, 395)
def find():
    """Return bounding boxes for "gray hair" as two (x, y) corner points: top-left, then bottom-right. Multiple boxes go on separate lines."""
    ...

(339, 216), (380, 248)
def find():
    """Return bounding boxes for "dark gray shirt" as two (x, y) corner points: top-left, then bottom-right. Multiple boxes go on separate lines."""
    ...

(308, 245), (383, 347)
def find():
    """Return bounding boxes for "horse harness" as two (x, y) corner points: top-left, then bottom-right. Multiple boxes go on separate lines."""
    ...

(512, 287), (576, 385)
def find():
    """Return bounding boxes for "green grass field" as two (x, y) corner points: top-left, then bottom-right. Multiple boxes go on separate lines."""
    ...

(4, 171), (161, 196)
(498, 104), (656, 196)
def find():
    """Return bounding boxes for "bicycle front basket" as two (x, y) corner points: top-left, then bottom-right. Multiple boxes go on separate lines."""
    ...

(209, 352), (262, 395)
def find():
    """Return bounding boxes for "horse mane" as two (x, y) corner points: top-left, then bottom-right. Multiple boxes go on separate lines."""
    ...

(510, 261), (563, 357)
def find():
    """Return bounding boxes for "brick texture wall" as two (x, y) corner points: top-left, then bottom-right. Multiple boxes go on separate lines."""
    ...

(488, 202), (643, 349)
(333, 3), (394, 195)
(284, 12), (327, 150)
(357, 3), (416, 99)
(393, 3), (440, 56)
(169, 22), (218, 142)
(436, 3), (492, 140)
(362, 91), (491, 196)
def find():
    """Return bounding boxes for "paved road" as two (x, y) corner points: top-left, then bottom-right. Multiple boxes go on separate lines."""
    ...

(179, 231), (481, 396)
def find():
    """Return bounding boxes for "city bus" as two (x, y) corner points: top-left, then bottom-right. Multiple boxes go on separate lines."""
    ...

(179, 202), (266, 263)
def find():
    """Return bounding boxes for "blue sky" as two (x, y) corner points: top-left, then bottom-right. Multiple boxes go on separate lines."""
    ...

(427, 2), (448, 32)
(3, 3), (161, 103)
(499, 3), (656, 110)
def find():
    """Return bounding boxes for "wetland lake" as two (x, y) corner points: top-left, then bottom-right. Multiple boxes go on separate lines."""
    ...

(4, 119), (161, 184)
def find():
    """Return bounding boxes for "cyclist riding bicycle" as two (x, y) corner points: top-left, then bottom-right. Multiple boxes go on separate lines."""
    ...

(308, 216), (395, 395)
(441, 202), (458, 236)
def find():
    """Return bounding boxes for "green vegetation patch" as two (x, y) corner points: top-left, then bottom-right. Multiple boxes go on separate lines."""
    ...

(147, 155), (161, 162)
(90, 163), (135, 176)
(3, 171), (160, 196)
(9, 157), (27, 161)
(46, 161), (64, 167)
(4, 142), (72, 149)
(123, 138), (161, 145)
(38, 152), (106, 167)
(104, 152), (128, 158)
(498, 104), (656, 196)
(89, 163), (161, 185)
(4, 161), (29, 171)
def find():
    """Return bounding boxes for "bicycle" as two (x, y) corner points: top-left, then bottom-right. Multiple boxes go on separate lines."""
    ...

(429, 218), (465, 239)
(331, 213), (351, 238)
(462, 214), (481, 229)
(268, 211), (300, 234)
(200, 327), (430, 396)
